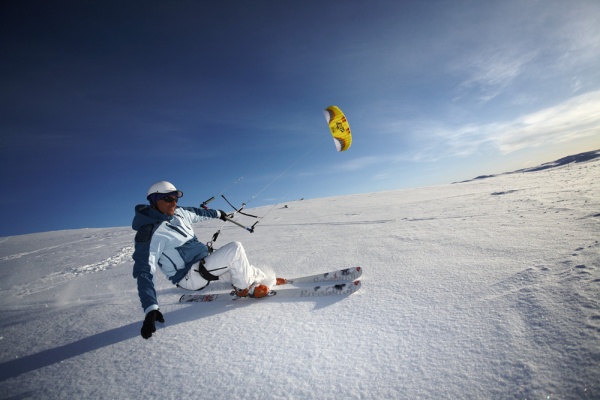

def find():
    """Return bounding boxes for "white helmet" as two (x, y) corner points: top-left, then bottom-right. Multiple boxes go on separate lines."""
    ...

(146, 181), (183, 200)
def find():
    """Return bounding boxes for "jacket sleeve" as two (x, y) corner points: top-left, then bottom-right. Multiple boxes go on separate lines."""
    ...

(179, 206), (219, 223)
(132, 223), (162, 314)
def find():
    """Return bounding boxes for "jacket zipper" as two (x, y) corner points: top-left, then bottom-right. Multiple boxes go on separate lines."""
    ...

(166, 223), (188, 238)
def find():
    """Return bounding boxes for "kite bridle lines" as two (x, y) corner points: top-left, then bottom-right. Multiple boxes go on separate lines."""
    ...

(199, 143), (318, 251)
(200, 105), (351, 251)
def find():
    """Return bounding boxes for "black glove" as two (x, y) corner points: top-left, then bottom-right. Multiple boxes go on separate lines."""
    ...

(141, 309), (165, 339)
(218, 210), (229, 221)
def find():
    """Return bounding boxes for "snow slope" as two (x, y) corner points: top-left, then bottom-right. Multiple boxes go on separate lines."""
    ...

(1, 158), (599, 399)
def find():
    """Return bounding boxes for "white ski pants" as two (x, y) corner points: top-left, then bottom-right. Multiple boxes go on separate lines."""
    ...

(177, 241), (265, 291)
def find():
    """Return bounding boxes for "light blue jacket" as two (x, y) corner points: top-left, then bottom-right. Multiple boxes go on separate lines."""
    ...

(132, 204), (219, 314)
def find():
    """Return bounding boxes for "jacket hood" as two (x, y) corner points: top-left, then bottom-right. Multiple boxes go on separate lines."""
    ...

(132, 204), (172, 231)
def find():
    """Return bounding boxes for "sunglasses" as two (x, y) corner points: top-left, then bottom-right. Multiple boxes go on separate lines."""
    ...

(160, 196), (178, 203)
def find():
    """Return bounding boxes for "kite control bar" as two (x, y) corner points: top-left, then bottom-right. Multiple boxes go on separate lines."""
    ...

(200, 196), (215, 210)
(220, 195), (259, 218)
(200, 196), (259, 233)
(222, 215), (258, 233)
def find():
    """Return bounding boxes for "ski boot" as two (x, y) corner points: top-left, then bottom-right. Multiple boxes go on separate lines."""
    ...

(233, 282), (270, 298)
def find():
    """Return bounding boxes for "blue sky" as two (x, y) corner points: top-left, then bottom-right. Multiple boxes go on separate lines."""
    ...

(1, 0), (599, 236)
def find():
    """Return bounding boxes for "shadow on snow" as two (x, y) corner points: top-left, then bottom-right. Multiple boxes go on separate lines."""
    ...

(0, 293), (351, 381)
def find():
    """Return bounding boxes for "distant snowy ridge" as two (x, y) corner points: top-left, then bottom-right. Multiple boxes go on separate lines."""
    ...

(457, 149), (600, 183)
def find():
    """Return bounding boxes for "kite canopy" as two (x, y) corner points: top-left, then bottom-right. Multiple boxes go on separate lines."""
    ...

(323, 105), (352, 152)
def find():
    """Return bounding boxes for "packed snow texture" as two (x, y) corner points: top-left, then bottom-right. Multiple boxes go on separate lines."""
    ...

(1, 157), (599, 399)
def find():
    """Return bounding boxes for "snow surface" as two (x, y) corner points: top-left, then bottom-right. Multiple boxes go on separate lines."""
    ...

(1, 158), (599, 399)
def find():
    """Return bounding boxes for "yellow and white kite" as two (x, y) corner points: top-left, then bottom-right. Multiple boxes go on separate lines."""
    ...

(323, 105), (352, 152)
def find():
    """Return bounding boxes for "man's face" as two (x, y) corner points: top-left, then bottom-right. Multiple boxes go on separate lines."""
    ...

(156, 195), (178, 216)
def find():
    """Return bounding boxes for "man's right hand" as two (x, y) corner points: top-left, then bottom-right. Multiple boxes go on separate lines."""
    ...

(141, 309), (165, 339)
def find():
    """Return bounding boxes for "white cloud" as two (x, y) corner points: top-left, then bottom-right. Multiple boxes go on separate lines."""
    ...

(456, 49), (538, 103)
(449, 1), (600, 104)
(408, 90), (600, 160)
(491, 90), (600, 153)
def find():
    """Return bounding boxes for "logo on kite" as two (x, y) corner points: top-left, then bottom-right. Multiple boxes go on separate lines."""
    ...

(323, 105), (352, 152)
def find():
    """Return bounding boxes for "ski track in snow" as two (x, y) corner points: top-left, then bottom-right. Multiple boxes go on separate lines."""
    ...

(73, 245), (133, 276)
(2, 245), (133, 302)
(0, 229), (135, 300)
(0, 156), (599, 399)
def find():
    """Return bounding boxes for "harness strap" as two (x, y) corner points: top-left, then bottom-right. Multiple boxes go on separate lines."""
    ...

(195, 259), (220, 282)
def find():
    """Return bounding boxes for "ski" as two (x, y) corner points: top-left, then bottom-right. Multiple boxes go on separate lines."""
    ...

(271, 280), (361, 298)
(284, 266), (362, 285)
(179, 280), (362, 303)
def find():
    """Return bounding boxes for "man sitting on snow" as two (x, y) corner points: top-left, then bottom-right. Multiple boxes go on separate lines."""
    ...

(131, 181), (285, 339)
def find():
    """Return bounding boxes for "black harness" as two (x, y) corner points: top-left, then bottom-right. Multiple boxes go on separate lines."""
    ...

(195, 259), (220, 282)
